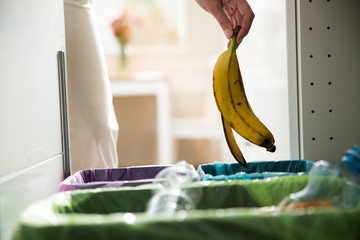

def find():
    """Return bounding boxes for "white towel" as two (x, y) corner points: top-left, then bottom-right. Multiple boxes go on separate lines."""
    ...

(64, 0), (118, 173)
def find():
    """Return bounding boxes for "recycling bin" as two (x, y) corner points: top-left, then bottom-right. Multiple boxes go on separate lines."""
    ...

(198, 160), (314, 181)
(58, 165), (171, 192)
(12, 174), (360, 240)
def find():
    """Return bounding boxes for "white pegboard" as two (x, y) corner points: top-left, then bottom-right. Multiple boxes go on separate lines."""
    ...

(287, 0), (360, 160)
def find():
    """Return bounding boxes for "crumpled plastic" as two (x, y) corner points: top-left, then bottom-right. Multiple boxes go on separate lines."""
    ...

(198, 160), (314, 181)
(12, 173), (360, 240)
(277, 160), (360, 212)
(146, 161), (201, 216)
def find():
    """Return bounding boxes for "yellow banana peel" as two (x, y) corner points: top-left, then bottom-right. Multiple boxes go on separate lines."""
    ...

(221, 115), (247, 167)
(213, 28), (276, 167)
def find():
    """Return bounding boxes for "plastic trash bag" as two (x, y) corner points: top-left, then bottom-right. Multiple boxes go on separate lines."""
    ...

(12, 174), (360, 240)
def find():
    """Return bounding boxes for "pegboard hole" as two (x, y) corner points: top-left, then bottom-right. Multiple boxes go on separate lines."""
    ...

(330, 137), (333, 140)
(328, 82), (332, 85)
(310, 55), (313, 58)
(329, 109), (333, 113)
(311, 110), (315, 113)
(309, 27), (313, 30)
(327, 26), (331, 30)
(312, 137), (316, 141)
(328, 54), (331, 58)
(310, 82), (314, 86)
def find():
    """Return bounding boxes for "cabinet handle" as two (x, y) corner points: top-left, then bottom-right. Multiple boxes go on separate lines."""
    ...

(57, 51), (71, 179)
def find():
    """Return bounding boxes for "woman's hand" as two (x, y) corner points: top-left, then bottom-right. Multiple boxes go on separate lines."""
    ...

(195, 0), (254, 45)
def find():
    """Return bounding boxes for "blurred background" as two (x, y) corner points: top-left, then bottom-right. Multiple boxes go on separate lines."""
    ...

(94, 0), (289, 168)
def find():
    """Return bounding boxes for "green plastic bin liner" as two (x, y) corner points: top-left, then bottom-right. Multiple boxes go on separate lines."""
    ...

(12, 175), (360, 240)
(198, 160), (314, 181)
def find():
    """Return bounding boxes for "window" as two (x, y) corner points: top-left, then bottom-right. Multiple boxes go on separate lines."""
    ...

(120, 0), (181, 47)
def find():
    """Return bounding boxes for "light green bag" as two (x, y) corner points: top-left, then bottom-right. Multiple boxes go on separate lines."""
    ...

(12, 176), (360, 240)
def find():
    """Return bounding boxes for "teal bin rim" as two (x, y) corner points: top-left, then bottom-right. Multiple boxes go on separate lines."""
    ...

(197, 160), (314, 181)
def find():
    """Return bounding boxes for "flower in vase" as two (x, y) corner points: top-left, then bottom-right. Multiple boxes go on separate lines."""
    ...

(111, 11), (136, 71)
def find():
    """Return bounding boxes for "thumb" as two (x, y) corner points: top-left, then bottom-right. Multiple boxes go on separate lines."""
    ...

(211, 9), (233, 39)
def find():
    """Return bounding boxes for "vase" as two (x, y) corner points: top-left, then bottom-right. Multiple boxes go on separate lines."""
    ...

(117, 39), (130, 78)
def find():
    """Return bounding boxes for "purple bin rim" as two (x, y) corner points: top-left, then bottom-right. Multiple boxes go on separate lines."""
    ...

(58, 165), (171, 192)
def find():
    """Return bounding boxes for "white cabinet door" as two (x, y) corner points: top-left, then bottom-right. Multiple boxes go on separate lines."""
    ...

(287, 0), (360, 160)
(0, 0), (66, 239)
(0, 0), (65, 175)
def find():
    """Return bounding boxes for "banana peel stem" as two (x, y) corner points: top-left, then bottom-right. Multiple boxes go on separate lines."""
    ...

(229, 26), (241, 52)
(229, 34), (237, 53)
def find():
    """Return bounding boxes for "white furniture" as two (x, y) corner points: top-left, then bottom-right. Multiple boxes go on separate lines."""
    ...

(287, 0), (360, 160)
(171, 118), (229, 163)
(0, 0), (66, 239)
(110, 79), (172, 165)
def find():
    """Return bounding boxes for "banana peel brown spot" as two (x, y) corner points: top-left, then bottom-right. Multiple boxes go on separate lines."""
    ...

(261, 139), (276, 152)
(267, 145), (276, 153)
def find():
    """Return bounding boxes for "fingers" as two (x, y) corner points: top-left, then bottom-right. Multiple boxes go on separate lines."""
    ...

(210, 4), (234, 39)
(195, 0), (233, 39)
(235, 0), (254, 43)
(194, 0), (254, 43)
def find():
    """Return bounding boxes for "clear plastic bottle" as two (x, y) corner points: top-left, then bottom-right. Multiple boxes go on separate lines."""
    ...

(146, 161), (201, 216)
(341, 145), (360, 177)
(277, 159), (360, 212)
